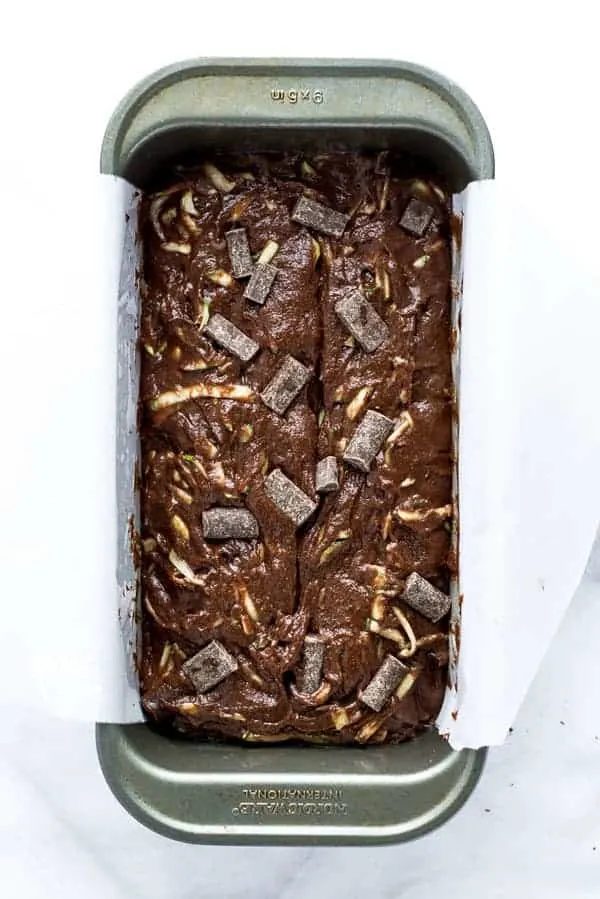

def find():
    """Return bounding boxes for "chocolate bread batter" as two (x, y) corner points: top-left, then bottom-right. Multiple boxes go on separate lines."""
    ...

(139, 153), (454, 744)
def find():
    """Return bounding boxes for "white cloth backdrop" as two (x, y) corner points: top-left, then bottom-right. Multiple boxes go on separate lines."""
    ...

(1, 2), (599, 897)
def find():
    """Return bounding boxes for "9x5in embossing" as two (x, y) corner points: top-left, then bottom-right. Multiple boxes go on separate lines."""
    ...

(271, 88), (324, 104)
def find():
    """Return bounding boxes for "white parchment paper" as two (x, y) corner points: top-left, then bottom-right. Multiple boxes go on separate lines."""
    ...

(2, 176), (599, 746)
(0, 176), (140, 726)
(438, 180), (600, 747)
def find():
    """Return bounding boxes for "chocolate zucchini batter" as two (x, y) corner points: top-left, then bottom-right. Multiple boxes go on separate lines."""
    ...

(139, 153), (454, 744)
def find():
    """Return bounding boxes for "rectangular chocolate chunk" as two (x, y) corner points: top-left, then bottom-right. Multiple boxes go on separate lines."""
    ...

(225, 228), (254, 278)
(182, 640), (238, 693)
(335, 289), (389, 353)
(301, 635), (325, 694)
(263, 468), (317, 528)
(260, 355), (312, 416)
(399, 197), (434, 237)
(243, 262), (278, 305)
(360, 655), (409, 712)
(202, 508), (260, 540)
(315, 456), (339, 493)
(204, 313), (260, 363)
(343, 410), (394, 473)
(292, 195), (349, 238)
(403, 572), (451, 623)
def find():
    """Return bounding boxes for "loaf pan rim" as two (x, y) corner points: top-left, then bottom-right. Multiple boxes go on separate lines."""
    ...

(100, 56), (494, 183)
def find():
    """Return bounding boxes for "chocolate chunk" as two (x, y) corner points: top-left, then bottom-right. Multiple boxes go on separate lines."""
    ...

(403, 572), (451, 623)
(182, 640), (238, 693)
(260, 355), (312, 416)
(292, 195), (349, 238)
(343, 410), (394, 473)
(300, 635), (325, 694)
(315, 456), (339, 493)
(399, 198), (434, 237)
(335, 290), (389, 353)
(243, 262), (278, 305)
(202, 508), (260, 540)
(225, 228), (254, 278)
(204, 313), (260, 363)
(263, 469), (317, 528)
(360, 655), (409, 712)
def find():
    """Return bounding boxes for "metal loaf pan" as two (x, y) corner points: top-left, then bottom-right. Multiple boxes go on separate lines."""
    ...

(97, 58), (494, 846)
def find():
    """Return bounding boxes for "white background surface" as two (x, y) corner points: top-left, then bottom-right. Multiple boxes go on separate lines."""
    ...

(1, 1), (600, 896)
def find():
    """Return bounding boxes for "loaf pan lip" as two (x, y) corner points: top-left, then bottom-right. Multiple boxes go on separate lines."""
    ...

(101, 56), (494, 183)
(97, 57), (493, 845)
(96, 724), (487, 846)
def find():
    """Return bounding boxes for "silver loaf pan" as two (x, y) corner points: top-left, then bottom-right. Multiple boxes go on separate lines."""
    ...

(97, 58), (494, 845)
